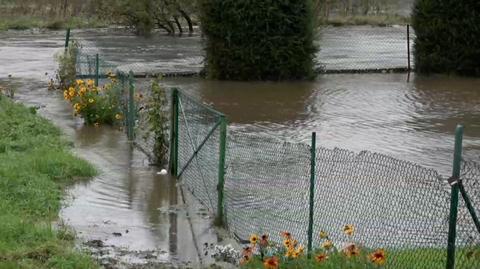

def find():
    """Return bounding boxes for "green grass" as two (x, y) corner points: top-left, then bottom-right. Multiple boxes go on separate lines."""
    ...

(0, 16), (110, 31)
(0, 96), (98, 268)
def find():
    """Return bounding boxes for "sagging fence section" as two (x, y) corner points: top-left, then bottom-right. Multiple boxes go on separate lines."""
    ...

(167, 90), (480, 268)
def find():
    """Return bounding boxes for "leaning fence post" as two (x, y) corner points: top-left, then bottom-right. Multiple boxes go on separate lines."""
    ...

(446, 125), (464, 269)
(215, 115), (227, 227)
(307, 132), (316, 258)
(169, 88), (179, 176)
(64, 28), (71, 49)
(458, 182), (480, 234)
(95, 54), (99, 87)
(407, 24), (411, 72)
(127, 72), (135, 141)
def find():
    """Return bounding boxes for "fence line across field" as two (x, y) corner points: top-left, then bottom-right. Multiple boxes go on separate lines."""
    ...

(67, 25), (415, 76)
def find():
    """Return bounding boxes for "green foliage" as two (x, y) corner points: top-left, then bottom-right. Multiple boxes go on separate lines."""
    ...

(145, 78), (169, 164)
(0, 98), (98, 268)
(55, 42), (79, 91)
(412, 0), (480, 76)
(199, 0), (318, 80)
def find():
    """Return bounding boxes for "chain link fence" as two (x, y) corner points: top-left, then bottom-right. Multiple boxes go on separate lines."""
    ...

(64, 28), (480, 268)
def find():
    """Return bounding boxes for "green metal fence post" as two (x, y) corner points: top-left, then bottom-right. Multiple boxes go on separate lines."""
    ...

(65, 28), (71, 49)
(446, 125), (464, 269)
(215, 115), (227, 227)
(169, 88), (179, 176)
(307, 132), (316, 258)
(95, 54), (99, 87)
(407, 24), (411, 72)
(127, 72), (135, 141)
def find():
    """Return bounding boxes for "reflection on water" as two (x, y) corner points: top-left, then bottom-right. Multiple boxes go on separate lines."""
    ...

(13, 80), (216, 265)
(162, 73), (480, 175)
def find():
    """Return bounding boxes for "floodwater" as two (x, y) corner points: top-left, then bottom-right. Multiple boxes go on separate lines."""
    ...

(0, 27), (479, 261)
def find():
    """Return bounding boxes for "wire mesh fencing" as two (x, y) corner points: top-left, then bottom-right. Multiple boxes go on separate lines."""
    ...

(67, 25), (414, 76)
(167, 90), (480, 268)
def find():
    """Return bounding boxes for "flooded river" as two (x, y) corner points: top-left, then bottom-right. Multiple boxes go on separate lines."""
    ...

(0, 27), (479, 264)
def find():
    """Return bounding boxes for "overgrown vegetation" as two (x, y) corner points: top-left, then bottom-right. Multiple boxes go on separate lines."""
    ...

(144, 78), (169, 164)
(199, 0), (318, 81)
(54, 42), (79, 91)
(412, 0), (480, 76)
(0, 95), (98, 268)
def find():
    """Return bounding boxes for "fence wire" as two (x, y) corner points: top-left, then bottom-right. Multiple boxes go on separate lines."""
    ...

(176, 91), (223, 213)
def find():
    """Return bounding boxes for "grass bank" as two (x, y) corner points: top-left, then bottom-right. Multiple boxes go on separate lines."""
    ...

(0, 96), (98, 268)
(0, 16), (109, 31)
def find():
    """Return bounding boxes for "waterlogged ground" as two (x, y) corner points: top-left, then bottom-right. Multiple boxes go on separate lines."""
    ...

(1, 28), (480, 266)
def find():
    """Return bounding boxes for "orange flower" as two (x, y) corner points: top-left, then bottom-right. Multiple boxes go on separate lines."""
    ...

(315, 253), (328, 263)
(368, 249), (386, 265)
(263, 256), (279, 269)
(343, 243), (360, 258)
(281, 231), (291, 239)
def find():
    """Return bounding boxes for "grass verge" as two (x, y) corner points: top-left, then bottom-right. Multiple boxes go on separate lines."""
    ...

(0, 16), (110, 31)
(0, 96), (98, 268)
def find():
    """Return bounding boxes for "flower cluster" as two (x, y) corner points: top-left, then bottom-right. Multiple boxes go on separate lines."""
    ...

(240, 225), (387, 269)
(63, 78), (124, 126)
(315, 225), (386, 266)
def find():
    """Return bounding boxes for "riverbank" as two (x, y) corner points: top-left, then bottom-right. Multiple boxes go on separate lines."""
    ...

(0, 96), (98, 268)
(0, 16), (109, 31)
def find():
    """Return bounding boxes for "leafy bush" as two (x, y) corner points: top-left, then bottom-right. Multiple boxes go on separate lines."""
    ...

(55, 41), (79, 90)
(199, 0), (318, 80)
(145, 79), (169, 164)
(63, 77), (125, 126)
(412, 0), (480, 76)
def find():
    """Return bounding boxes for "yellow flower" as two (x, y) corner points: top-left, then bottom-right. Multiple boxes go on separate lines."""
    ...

(69, 89), (76, 98)
(115, 113), (123, 120)
(79, 87), (87, 96)
(63, 90), (69, 100)
(315, 253), (328, 263)
(94, 122), (100, 127)
(319, 230), (328, 239)
(293, 245), (304, 257)
(73, 103), (82, 112)
(322, 240), (333, 250)
(249, 234), (259, 245)
(343, 243), (360, 258)
(76, 79), (84, 86)
(88, 98), (95, 104)
(343, 224), (355, 236)
(368, 249), (386, 265)
(283, 239), (292, 249)
(87, 79), (94, 87)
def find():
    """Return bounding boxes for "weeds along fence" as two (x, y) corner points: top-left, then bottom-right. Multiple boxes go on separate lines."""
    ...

(66, 25), (415, 75)
(167, 90), (480, 268)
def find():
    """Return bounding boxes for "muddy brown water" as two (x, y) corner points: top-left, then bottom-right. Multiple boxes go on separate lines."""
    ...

(1, 28), (480, 265)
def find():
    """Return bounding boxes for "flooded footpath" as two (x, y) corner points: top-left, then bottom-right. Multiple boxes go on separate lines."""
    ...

(12, 79), (229, 268)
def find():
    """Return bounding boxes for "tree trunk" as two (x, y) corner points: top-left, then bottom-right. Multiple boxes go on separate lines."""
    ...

(178, 9), (194, 33)
(173, 16), (183, 34)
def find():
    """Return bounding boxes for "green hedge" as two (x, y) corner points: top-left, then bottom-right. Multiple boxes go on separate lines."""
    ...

(412, 0), (480, 76)
(199, 0), (318, 80)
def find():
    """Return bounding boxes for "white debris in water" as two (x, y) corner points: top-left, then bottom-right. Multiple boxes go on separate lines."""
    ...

(157, 169), (168, 175)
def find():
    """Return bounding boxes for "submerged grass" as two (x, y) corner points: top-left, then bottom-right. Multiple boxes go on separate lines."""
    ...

(0, 16), (110, 31)
(321, 15), (410, 27)
(0, 96), (98, 268)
